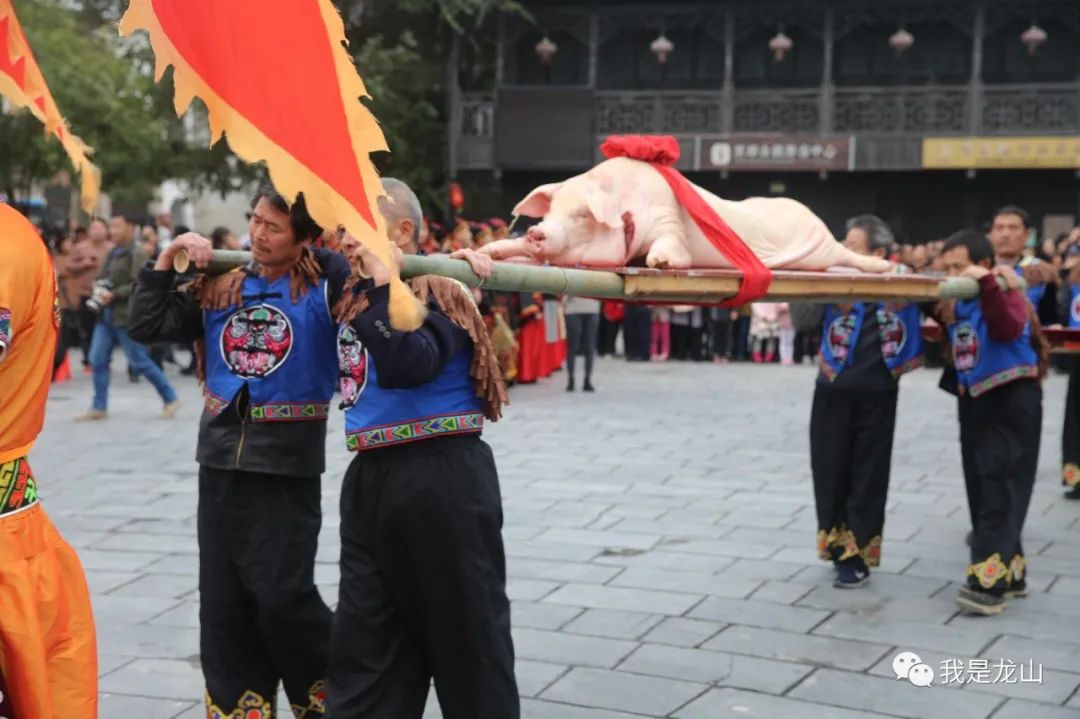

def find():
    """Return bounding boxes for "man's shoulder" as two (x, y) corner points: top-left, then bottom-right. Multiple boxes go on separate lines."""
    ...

(312, 247), (350, 279)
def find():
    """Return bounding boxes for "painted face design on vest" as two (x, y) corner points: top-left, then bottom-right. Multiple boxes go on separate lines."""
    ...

(221, 305), (293, 378)
(953, 323), (980, 372)
(337, 324), (368, 409)
(827, 314), (858, 362)
(1071, 294), (1080, 325)
(877, 310), (907, 359)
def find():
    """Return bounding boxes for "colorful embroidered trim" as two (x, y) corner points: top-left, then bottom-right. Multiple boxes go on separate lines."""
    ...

(0, 307), (11, 362)
(205, 689), (273, 719)
(964, 365), (1039, 397)
(816, 527), (882, 567)
(0, 457), (38, 516)
(290, 680), (327, 718)
(347, 412), (484, 451)
(890, 355), (925, 378)
(967, 553), (1009, 589)
(1008, 554), (1026, 584)
(819, 359), (839, 382)
(249, 402), (330, 423)
(1064, 463), (1080, 488)
(204, 390), (230, 416)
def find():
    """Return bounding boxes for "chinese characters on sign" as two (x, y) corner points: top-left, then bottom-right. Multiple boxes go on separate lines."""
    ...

(702, 135), (854, 172)
(922, 136), (1080, 169)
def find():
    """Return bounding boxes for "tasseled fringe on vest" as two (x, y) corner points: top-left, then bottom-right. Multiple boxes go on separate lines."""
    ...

(333, 276), (509, 422)
(183, 248), (324, 384)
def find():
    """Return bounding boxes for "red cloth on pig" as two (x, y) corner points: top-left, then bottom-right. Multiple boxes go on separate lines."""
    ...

(599, 134), (772, 307)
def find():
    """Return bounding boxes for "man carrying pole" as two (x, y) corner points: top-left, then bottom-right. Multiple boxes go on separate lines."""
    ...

(327, 178), (519, 719)
(129, 190), (347, 717)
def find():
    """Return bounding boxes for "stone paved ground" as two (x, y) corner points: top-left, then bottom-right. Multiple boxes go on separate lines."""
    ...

(33, 357), (1080, 719)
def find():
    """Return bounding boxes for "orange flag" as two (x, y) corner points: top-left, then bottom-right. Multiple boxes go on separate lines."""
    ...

(0, 0), (101, 213)
(120, 0), (424, 330)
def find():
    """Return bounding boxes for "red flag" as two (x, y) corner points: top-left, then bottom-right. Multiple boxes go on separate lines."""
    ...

(120, 0), (423, 329)
(0, 1), (101, 212)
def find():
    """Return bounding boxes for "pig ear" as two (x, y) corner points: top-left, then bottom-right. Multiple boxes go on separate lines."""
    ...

(585, 182), (624, 229)
(513, 182), (562, 218)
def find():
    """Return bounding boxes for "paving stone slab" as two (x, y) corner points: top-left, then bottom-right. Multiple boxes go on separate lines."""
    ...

(788, 668), (1003, 719)
(562, 609), (664, 640)
(689, 595), (830, 633)
(702, 626), (892, 671)
(619, 643), (812, 694)
(673, 687), (898, 719)
(543, 583), (702, 616)
(511, 627), (638, 669)
(540, 667), (706, 716)
(641, 617), (727, 648)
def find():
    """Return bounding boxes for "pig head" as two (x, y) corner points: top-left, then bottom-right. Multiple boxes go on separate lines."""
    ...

(481, 156), (892, 275)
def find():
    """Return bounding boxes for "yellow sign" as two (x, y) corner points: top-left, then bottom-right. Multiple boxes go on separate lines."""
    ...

(923, 137), (1080, 169)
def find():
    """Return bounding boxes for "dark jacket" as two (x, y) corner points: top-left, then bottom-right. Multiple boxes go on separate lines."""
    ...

(98, 242), (148, 327)
(128, 249), (351, 476)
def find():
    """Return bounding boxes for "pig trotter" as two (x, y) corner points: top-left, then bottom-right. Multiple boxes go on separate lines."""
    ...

(645, 235), (693, 270)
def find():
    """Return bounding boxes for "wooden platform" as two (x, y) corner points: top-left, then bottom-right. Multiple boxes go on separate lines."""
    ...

(619, 267), (946, 304)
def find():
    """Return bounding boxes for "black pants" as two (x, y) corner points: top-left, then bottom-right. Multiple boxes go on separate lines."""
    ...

(598, 316), (621, 356)
(1063, 357), (1080, 488)
(709, 309), (731, 359)
(957, 379), (1041, 592)
(198, 467), (332, 717)
(810, 386), (898, 567)
(622, 305), (652, 361)
(565, 312), (599, 381)
(328, 436), (519, 719)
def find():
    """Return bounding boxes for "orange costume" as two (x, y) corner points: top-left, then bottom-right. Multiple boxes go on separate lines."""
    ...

(0, 202), (98, 718)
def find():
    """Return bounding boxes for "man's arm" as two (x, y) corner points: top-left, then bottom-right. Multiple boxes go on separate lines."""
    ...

(127, 265), (204, 343)
(977, 273), (1028, 342)
(351, 283), (470, 388)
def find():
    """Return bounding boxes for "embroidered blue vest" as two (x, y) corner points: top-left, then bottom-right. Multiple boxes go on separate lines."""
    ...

(948, 298), (1039, 397)
(339, 324), (484, 451)
(203, 272), (338, 421)
(1068, 283), (1080, 329)
(819, 303), (923, 381)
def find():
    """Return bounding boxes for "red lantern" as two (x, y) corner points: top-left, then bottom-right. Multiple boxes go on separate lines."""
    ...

(449, 182), (465, 211)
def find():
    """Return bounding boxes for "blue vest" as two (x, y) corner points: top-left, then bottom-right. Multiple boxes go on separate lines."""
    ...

(1015, 259), (1047, 308)
(948, 298), (1039, 397)
(339, 324), (484, 451)
(1068, 283), (1080, 329)
(203, 272), (338, 421)
(819, 303), (923, 381)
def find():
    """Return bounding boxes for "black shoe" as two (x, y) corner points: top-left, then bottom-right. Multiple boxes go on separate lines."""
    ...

(1065, 486), (1080, 500)
(566, 377), (575, 392)
(833, 563), (870, 589)
(1004, 579), (1028, 599)
(956, 585), (1006, 615)
(583, 380), (595, 392)
(965, 531), (973, 547)
(179, 364), (197, 376)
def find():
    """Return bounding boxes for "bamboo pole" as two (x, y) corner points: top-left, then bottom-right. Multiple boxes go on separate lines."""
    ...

(172, 249), (1023, 303)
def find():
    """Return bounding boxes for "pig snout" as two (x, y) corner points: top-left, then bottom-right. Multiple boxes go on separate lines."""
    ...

(526, 222), (568, 258)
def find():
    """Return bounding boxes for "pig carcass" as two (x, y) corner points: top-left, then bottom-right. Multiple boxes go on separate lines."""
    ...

(480, 156), (891, 274)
